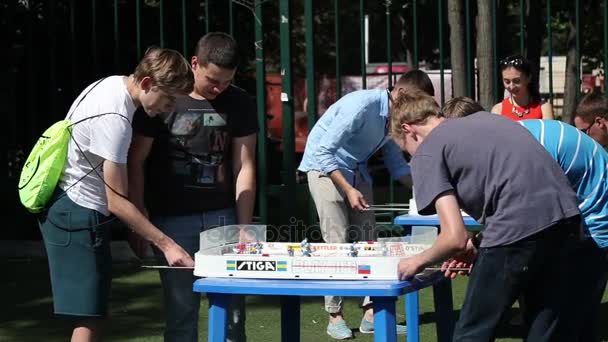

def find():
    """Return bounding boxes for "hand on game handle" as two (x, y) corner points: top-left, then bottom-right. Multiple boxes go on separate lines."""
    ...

(441, 239), (477, 279)
(346, 188), (370, 211)
(163, 242), (195, 267)
(398, 255), (426, 280)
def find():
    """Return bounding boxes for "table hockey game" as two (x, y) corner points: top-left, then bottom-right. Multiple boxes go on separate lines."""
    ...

(194, 224), (437, 280)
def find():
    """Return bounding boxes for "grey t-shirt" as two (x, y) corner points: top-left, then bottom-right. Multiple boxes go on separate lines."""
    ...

(411, 112), (580, 247)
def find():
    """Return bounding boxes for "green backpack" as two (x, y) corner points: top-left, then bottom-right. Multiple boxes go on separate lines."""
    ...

(18, 121), (72, 213)
(18, 78), (107, 213)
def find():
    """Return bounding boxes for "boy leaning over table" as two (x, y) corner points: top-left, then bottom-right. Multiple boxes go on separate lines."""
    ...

(391, 90), (583, 342)
(443, 96), (608, 342)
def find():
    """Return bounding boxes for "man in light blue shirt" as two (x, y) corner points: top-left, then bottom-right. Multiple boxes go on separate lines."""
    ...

(442, 97), (608, 342)
(299, 70), (434, 339)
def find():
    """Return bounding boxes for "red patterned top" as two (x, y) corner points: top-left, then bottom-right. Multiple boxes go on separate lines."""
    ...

(500, 98), (543, 121)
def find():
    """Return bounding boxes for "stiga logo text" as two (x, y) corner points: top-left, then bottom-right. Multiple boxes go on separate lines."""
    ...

(236, 260), (277, 271)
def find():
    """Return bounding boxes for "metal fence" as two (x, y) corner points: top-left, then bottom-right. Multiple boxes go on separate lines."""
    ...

(3, 0), (603, 238)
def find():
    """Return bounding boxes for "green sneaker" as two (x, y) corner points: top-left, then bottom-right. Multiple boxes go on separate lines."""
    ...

(359, 317), (407, 335)
(326, 319), (353, 339)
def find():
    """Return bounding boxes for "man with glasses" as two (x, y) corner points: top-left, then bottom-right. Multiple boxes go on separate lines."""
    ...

(128, 32), (258, 342)
(574, 91), (608, 147)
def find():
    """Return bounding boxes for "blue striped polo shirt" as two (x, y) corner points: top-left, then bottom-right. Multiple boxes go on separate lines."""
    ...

(519, 119), (608, 248)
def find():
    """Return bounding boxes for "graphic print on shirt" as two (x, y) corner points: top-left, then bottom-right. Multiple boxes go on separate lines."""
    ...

(167, 108), (229, 189)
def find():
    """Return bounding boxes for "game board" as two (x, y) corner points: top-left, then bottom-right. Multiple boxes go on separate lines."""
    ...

(193, 225), (436, 280)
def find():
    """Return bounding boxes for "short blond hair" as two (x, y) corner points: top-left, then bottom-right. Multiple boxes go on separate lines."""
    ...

(390, 90), (441, 137)
(133, 47), (194, 95)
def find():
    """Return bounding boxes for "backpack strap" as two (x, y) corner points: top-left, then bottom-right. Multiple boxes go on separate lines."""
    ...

(67, 77), (107, 120)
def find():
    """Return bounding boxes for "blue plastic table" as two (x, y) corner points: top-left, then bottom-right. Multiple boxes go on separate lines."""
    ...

(391, 214), (481, 342)
(193, 272), (454, 342)
(394, 214), (480, 226)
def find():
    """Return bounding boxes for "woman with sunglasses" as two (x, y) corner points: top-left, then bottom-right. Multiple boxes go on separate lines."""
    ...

(491, 55), (554, 120)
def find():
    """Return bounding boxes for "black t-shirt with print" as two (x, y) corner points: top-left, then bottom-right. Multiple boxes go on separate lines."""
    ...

(133, 85), (258, 216)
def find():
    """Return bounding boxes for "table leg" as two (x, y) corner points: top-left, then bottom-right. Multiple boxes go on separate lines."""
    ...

(433, 278), (455, 342)
(405, 290), (420, 342)
(281, 296), (300, 342)
(207, 293), (229, 342)
(371, 296), (397, 342)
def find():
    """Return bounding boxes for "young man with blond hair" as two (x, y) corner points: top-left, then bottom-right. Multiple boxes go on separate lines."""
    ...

(444, 96), (608, 342)
(39, 47), (195, 342)
(390, 91), (582, 342)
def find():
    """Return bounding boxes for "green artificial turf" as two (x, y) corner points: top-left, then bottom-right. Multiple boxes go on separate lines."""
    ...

(2, 258), (607, 341)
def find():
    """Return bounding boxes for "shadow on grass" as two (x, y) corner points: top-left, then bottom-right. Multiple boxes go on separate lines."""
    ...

(4, 258), (608, 342)
(1, 259), (167, 342)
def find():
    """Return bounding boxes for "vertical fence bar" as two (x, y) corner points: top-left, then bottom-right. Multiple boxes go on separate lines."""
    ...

(280, 0), (296, 225)
(575, 0), (581, 101)
(386, 0), (392, 87)
(385, 0), (394, 209)
(360, 0), (367, 89)
(205, 0), (210, 33)
(160, 0), (165, 47)
(70, 0), (77, 94)
(114, 0), (120, 71)
(136, 0), (142, 59)
(229, 0), (234, 36)
(305, 0), (318, 227)
(492, 0), (498, 102)
(413, 0), (418, 69)
(547, 0), (554, 103)
(465, 0), (472, 97)
(605, 0), (608, 93)
(519, 0), (525, 55)
(335, 0), (342, 98)
(182, 0), (188, 56)
(49, 0), (57, 117)
(91, 0), (98, 77)
(255, 0), (268, 225)
(305, 0), (317, 127)
(438, 0), (445, 105)
(26, 0), (36, 140)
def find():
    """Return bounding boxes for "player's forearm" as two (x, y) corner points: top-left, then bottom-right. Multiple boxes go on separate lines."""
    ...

(127, 164), (146, 211)
(235, 166), (256, 224)
(416, 193), (469, 266)
(107, 193), (173, 251)
(329, 169), (355, 193)
(415, 228), (469, 267)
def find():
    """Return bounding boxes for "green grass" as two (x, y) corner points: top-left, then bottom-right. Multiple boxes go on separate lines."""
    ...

(2, 258), (608, 341)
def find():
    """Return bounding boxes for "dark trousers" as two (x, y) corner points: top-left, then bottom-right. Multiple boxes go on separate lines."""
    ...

(453, 219), (582, 342)
(572, 238), (608, 342)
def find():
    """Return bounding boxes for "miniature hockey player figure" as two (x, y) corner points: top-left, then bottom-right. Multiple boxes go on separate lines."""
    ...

(254, 240), (264, 254)
(287, 245), (294, 257)
(381, 245), (389, 257)
(349, 242), (359, 257)
(301, 238), (312, 257)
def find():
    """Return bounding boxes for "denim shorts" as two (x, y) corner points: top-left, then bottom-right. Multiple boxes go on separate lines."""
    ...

(39, 192), (114, 317)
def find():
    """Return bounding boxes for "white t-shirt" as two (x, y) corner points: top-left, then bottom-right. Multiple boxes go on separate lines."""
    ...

(58, 76), (136, 216)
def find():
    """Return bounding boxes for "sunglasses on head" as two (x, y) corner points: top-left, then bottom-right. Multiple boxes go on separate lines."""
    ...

(500, 56), (524, 67)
